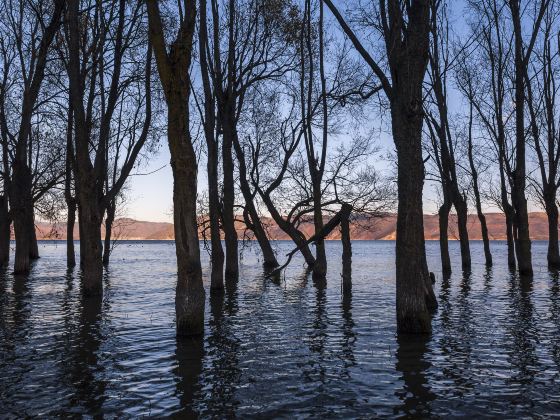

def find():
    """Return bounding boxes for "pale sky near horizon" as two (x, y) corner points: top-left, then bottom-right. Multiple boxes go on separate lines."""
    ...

(124, 0), (541, 223)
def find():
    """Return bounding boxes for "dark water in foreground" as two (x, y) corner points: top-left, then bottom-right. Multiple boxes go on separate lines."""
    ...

(1, 240), (560, 418)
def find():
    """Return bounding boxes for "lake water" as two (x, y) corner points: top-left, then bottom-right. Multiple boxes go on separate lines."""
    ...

(1, 240), (560, 418)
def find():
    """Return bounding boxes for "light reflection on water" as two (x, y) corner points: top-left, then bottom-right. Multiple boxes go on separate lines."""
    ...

(1, 240), (560, 417)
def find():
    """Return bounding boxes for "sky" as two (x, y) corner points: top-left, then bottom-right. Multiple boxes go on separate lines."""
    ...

(124, 0), (541, 223)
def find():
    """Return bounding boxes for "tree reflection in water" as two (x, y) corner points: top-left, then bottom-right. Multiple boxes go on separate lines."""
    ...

(394, 333), (436, 417)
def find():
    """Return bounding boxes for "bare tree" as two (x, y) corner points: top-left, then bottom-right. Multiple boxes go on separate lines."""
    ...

(525, 3), (560, 268)
(507, 0), (548, 275)
(146, 0), (204, 336)
(67, 0), (153, 294)
(424, 0), (471, 274)
(0, 0), (65, 273)
(323, 0), (437, 333)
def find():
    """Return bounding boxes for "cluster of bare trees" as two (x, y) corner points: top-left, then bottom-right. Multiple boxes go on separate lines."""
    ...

(2, 0), (560, 337)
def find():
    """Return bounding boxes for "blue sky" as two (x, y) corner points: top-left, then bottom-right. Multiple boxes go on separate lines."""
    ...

(124, 0), (540, 223)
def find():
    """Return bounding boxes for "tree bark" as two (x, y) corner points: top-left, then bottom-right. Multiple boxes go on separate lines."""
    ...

(10, 162), (33, 274)
(29, 214), (39, 260)
(198, 0), (224, 292)
(232, 133), (278, 269)
(466, 107), (492, 266)
(453, 194), (471, 270)
(102, 201), (115, 265)
(393, 104), (438, 334)
(341, 212), (351, 293)
(438, 199), (452, 275)
(77, 184), (103, 296)
(545, 192), (560, 268)
(147, 0), (204, 336)
(169, 106), (205, 336)
(0, 195), (10, 267)
(510, 0), (533, 275)
(66, 197), (76, 268)
(221, 117), (239, 281)
(207, 139), (225, 291)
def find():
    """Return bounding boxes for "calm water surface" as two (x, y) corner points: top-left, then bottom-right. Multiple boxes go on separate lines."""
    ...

(1, 240), (560, 418)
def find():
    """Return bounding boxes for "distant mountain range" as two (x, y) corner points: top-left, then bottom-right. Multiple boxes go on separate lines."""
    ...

(32, 212), (557, 241)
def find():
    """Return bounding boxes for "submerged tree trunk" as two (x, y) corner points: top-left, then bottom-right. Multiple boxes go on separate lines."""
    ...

(67, 197), (76, 268)
(544, 192), (560, 269)
(504, 201), (517, 270)
(207, 142), (225, 291)
(438, 199), (452, 275)
(198, 0), (224, 292)
(11, 162), (33, 274)
(232, 134), (278, 269)
(169, 106), (205, 336)
(312, 189), (327, 280)
(77, 184), (103, 296)
(341, 212), (351, 293)
(29, 214), (39, 260)
(453, 194), (471, 270)
(102, 201), (115, 266)
(147, 0), (204, 336)
(222, 118), (238, 281)
(510, 0), (533, 276)
(466, 108), (492, 266)
(393, 105), (438, 334)
(0, 195), (10, 267)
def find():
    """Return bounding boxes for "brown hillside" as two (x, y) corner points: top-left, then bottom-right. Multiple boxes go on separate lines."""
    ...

(30, 212), (556, 240)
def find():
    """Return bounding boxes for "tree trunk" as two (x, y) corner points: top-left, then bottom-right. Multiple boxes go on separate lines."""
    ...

(393, 106), (437, 334)
(510, 0), (532, 276)
(504, 201), (516, 270)
(169, 103), (205, 336)
(77, 186), (103, 296)
(10, 161), (33, 274)
(453, 194), (471, 270)
(67, 197), (76, 268)
(438, 200), (452, 275)
(259, 191), (317, 267)
(477, 206), (492, 267)
(341, 212), (351, 293)
(0, 195), (10, 267)
(222, 119), (238, 281)
(207, 140), (225, 291)
(467, 121), (492, 266)
(232, 133), (278, 269)
(312, 188), (327, 280)
(29, 213), (39, 260)
(545, 193), (560, 269)
(102, 201), (115, 266)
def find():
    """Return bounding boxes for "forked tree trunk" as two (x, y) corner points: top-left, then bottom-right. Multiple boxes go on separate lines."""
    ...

(510, 0), (533, 276)
(438, 199), (452, 275)
(232, 133), (278, 269)
(147, 0), (204, 336)
(198, 0), (224, 292)
(102, 202), (115, 266)
(0, 195), (10, 267)
(341, 213), (351, 293)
